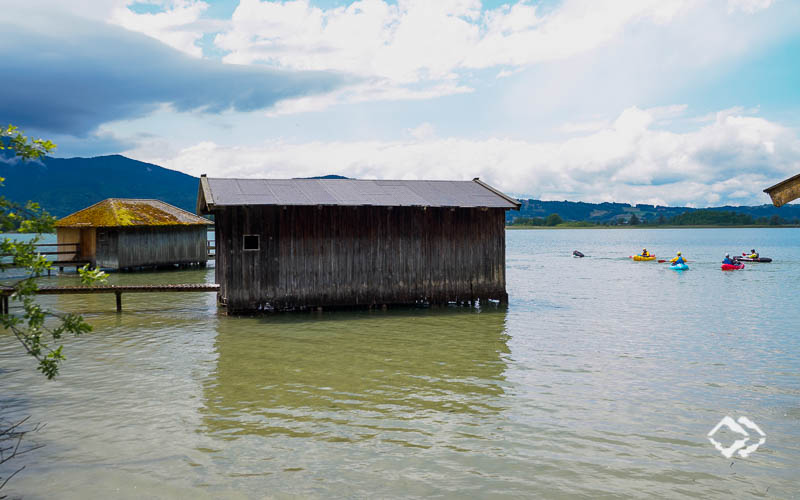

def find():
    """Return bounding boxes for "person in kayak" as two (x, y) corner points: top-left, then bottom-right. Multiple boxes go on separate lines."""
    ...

(641, 248), (650, 257)
(722, 253), (735, 265)
(670, 251), (686, 265)
(748, 249), (759, 259)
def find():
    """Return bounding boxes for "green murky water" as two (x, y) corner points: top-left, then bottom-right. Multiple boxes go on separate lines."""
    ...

(2, 228), (799, 498)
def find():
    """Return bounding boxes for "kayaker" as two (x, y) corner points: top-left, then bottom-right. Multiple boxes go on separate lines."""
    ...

(722, 253), (735, 265)
(641, 248), (650, 257)
(670, 251), (686, 265)
(748, 249), (759, 259)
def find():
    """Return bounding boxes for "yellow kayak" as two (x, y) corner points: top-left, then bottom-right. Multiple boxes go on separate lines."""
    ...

(632, 255), (656, 261)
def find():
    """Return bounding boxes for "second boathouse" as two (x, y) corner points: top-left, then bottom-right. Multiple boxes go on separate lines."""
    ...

(56, 198), (212, 270)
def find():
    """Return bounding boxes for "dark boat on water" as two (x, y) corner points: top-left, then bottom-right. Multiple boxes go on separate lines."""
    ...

(734, 256), (772, 263)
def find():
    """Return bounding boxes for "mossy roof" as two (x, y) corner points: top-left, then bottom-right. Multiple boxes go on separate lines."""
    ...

(55, 199), (213, 228)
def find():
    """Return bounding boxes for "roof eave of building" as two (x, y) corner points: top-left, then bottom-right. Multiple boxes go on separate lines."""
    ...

(764, 172), (800, 207)
(201, 203), (517, 210)
(197, 175), (216, 215)
(472, 178), (521, 210)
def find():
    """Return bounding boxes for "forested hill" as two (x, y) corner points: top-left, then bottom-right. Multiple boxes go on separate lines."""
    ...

(0, 148), (198, 217)
(508, 198), (800, 225)
(1, 145), (797, 222)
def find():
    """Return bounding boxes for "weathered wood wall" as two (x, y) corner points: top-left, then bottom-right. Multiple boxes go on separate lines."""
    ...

(96, 229), (118, 269)
(56, 228), (80, 261)
(94, 226), (207, 270)
(214, 206), (508, 312)
(56, 228), (97, 262)
(80, 228), (96, 260)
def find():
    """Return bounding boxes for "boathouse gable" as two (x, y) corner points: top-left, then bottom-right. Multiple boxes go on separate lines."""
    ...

(198, 176), (520, 313)
(55, 199), (212, 270)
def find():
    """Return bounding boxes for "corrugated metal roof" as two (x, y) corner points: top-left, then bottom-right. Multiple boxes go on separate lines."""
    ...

(200, 178), (520, 209)
(56, 199), (213, 228)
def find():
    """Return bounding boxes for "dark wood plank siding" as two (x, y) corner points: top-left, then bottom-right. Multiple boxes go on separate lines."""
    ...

(214, 206), (508, 312)
(95, 229), (119, 269)
(112, 226), (207, 269)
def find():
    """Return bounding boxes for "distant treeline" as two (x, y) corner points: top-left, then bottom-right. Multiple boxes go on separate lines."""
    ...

(509, 209), (800, 227)
(507, 197), (800, 225)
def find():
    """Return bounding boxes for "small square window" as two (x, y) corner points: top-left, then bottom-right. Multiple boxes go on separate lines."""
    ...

(243, 234), (260, 251)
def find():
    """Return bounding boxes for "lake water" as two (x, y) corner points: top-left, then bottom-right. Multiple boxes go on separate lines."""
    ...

(1, 228), (799, 498)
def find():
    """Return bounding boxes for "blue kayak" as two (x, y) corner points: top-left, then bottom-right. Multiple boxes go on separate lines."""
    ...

(670, 263), (689, 271)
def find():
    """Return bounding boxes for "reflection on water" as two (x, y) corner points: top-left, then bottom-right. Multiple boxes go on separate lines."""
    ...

(202, 307), (510, 444)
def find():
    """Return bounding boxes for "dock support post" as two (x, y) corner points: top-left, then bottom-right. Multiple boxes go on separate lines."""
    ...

(1, 296), (8, 315)
(115, 291), (122, 312)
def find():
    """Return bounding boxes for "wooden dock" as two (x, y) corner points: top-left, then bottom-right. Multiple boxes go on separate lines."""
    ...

(0, 283), (220, 313)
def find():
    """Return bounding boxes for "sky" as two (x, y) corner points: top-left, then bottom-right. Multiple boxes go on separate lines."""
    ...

(2, 0), (799, 206)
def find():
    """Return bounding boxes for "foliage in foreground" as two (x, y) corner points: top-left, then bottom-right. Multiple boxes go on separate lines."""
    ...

(0, 125), (111, 495)
(1, 125), (107, 379)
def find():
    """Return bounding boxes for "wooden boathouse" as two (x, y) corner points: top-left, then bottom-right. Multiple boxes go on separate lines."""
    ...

(197, 176), (520, 313)
(56, 198), (212, 270)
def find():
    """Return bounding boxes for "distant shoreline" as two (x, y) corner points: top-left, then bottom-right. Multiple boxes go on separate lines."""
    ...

(506, 224), (800, 230)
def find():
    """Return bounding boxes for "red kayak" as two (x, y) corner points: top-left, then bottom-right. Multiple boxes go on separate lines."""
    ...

(721, 263), (745, 271)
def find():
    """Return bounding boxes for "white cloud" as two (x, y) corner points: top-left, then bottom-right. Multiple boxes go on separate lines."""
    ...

(2, 0), (129, 21)
(125, 106), (800, 207)
(407, 122), (436, 140)
(209, 0), (771, 111)
(110, 0), (211, 57)
(727, 0), (773, 14)
(215, 0), (696, 80)
(265, 81), (473, 116)
(103, 0), (784, 114)
(558, 120), (610, 134)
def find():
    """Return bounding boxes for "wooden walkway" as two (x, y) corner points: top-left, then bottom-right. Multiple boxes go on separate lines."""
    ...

(0, 283), (220, 313)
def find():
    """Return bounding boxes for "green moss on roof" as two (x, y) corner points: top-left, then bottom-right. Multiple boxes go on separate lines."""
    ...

(55, 199), (212, 228)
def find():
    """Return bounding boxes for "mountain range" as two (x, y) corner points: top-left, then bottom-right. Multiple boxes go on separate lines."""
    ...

(1, 148), (798, 223)
(1, 148), (197, 217)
